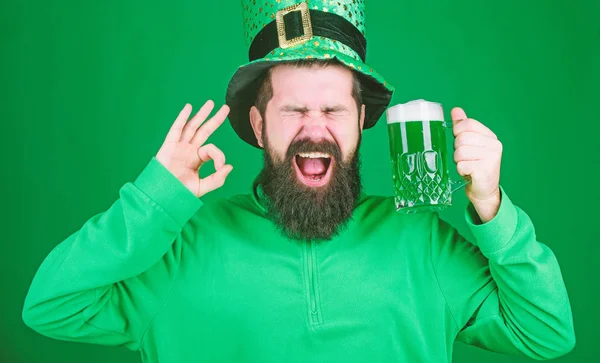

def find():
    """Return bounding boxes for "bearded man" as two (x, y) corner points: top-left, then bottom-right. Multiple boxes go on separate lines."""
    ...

(22, 1), (575, 362)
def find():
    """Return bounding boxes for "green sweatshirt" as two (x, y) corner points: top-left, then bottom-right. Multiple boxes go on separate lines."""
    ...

(22, 158), (575, 362)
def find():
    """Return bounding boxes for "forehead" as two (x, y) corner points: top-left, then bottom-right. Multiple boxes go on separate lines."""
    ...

(269, 64), (354, 103)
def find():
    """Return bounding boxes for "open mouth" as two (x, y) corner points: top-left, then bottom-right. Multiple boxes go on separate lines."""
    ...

(293, 152), (334, 187)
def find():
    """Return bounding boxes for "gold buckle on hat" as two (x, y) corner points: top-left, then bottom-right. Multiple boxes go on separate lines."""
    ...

(276, 2), (313, 49)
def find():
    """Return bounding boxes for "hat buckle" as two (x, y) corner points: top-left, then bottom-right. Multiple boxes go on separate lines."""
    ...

(276, 2), (313, 49)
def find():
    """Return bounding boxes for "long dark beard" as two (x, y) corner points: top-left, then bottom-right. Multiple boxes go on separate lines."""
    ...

(254, 137), (362, 243)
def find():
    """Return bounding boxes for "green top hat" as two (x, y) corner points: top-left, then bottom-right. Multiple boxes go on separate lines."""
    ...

(226, 0), (394, 148)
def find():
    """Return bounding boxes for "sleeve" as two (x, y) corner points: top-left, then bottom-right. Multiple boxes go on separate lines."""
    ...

(22, 157), (203, 351)
(430, 186), (576, 360)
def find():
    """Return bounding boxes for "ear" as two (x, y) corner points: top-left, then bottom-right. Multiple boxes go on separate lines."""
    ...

(359, 104), (366, 132)
(249, 106), (264, 148)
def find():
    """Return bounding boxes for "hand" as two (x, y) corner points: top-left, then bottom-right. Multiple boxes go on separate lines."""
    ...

(156, 101), (233, 198)
(451, 107), (502, 222)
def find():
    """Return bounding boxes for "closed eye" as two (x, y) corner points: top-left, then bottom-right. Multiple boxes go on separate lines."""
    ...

(322, 106), (351, 119)
(322, 106), (349, 114)
(280, 106), (308, 119)
(281, 105), (309, 113)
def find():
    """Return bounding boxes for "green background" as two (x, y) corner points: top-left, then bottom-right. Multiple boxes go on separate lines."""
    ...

(1, 0), (598, 362)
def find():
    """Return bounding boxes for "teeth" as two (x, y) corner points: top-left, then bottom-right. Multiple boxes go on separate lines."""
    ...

(297, 152), (331, 159)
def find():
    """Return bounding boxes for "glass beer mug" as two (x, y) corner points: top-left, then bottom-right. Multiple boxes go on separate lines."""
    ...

(386, 99), (468, 213)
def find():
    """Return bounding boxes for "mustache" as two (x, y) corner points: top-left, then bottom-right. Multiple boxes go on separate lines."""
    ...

(285, 139), (342, 161)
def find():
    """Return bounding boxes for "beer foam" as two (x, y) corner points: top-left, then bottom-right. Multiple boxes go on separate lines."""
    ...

(386, 99), (444, 123)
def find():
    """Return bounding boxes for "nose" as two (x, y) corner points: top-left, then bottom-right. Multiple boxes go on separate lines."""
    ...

(299, 110), (329, 140)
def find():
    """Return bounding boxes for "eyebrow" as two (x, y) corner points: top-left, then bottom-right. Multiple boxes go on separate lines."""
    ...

(279, 105), (349, 113)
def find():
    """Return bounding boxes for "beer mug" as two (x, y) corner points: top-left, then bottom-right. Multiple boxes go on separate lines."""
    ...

(386, 99), (468, 213)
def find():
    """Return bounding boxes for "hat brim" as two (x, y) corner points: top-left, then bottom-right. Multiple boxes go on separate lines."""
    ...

(225, 43), (394, 148)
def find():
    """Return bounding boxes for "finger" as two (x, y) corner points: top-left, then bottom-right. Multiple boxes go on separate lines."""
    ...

(191, 104), (231, 146)
(451, 107), (468, 123)
(454, 145), (496, 162)
(454, 132), (501, 149)
(197, 143), (226, 170)
(181, 100), (216, 142)
(165, 104), (193, 142)
(456, 160), (476, 177)
(452, 118), (497, 139)
(198, 165), (233, 197)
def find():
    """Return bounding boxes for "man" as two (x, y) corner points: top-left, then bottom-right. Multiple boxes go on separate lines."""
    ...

(22, 1), (575, 362)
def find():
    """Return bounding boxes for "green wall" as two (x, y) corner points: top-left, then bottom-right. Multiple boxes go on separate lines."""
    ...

(1, 0), (598, 362)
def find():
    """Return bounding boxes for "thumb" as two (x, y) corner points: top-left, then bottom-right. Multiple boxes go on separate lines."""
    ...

(197, 165), (233, 197)
(451, 107), (468, 125)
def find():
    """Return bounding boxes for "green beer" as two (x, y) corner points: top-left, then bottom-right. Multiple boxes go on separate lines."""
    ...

(386, 100), (459, 213)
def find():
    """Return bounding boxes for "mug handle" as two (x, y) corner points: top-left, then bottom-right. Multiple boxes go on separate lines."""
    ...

(443, 121), (471, 193)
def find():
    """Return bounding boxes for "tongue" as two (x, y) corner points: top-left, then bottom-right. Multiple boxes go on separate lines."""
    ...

(297, 157), (327, 176)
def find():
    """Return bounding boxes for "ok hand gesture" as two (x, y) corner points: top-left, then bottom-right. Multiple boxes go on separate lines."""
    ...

(156, 101), (233, 198)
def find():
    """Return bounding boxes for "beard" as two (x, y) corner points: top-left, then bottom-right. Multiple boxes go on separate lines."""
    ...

(254, 135), (363, 243)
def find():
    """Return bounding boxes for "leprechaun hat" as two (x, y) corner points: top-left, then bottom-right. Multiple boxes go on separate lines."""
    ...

(226, 0), (394, 148)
